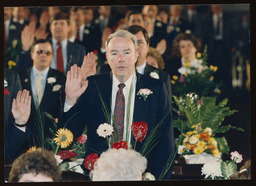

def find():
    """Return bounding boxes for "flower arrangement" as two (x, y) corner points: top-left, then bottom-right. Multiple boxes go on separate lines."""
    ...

(4, 39), (22, 70)
(173, 93), (244, 159)
(201, 151), (243, 179)
(137, 88), (153, 101)
(171, 46), (221, 98)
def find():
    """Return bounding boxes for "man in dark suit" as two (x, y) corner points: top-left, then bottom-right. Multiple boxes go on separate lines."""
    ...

(98, 25), (172, 101)
(5, 39), (66, 164)
(15, 12), (86, 74)
(201, 4), (235, 91)
(71, 7), (101, 53)
(63, 30), (174, 180)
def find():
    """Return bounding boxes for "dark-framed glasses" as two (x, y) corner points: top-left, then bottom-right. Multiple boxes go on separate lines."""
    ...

(36, 49), (52, 56)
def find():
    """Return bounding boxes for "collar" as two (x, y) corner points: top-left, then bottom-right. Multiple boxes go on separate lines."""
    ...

(136, 62), (146, 75)
(52, 38), (68, 48)
(112, 72), (135, 90)
(32, 66), (50, 78)
(5, 19), (10, 27)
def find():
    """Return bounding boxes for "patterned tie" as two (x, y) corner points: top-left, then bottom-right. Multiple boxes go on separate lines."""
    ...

(114, 83), (126, 141)
(57, 41), (64, 72)
(76, 28), (80, 41)
(36, 72), (43, 105)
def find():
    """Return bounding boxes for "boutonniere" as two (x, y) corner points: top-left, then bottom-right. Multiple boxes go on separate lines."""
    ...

(10, 24), (17, 30)
(176, 26), (181, 32)
(94, 19), (100, 24)
(149, 71), (159, 79)
(4, 79), (8, 87)
(4, 88), (10, 95)
(84, 29), (90, 35)
(47, 77), (56, 85)
(52, 84), (62, 92)
(24, 78), (29, 83)
(137, 88), (153, 101)
(156, 22), (162, 27)
(12, 40), (18, 48)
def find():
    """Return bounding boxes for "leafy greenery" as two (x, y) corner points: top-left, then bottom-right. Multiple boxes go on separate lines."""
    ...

(221, 160), (237, 179)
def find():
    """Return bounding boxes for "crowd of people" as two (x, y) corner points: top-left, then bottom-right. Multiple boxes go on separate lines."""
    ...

(4, 4), (250, 182)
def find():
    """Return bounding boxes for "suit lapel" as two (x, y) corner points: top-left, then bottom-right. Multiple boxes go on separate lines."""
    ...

(40, 68), (53, 106)
(67, 42), (73, 70)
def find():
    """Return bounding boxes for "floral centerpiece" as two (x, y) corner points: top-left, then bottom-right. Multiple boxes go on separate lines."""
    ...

(4, 39), (22, 70)
(171, 46), (221, 98)
(173, 93), (244, 164)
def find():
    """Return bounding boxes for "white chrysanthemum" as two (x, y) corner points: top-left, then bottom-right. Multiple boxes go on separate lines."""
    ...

(201, 160), (223, 179)
(143, 172), (155, 181)
(149, 72), (159, 79)
(4, 79), (8, 87)
(204, 127), (212, 136)
(97, 123), (114, 138)
(47, 77), (56, 84)
(188, 135), (199, 144)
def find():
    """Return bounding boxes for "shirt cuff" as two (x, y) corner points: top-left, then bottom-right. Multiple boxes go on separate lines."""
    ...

(64, 102), (74, 112)
(14, 123), (26, 132)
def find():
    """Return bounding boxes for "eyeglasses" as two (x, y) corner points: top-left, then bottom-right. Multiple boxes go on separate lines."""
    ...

(36, 49), (52, 56)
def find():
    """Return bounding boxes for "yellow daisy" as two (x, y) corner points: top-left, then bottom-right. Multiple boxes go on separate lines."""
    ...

(193, 146), (204, 154)
(27, 146), (42, 153)
(184, 72), (188, 77)
(172, 75), (178, 80)
(171, 80), (175, 84)
(210, 76), (214, 81)
(196, 52), (202, 58)
(184, 61), (190, 67)
(54, 128), (73, 148)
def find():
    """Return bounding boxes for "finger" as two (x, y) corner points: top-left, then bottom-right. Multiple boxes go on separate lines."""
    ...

(20, 90), (26, 103)
(24, 90), (30, 105)
(74, 65), (78, 79)
(77, 67), (81, 79)
(70, 65), (74, 79)
(81, 80), (88, 93)
(12, 98), (17, 111)
(67, 70), (71, 81)
(16, 90), (22, 103)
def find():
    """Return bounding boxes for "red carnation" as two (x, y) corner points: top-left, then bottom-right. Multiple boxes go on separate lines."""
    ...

(4, 88), (10, 95)
(57, 150), (78, 160)
(131, 121), (148, 142)
(83, 153), (99, 171)
(112, 141), (129, 150)
(76, 134), (87, 144)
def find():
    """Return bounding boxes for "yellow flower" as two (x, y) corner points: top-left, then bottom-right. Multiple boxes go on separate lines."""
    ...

(196, 52), (202, 58)
(184, 72), (188, 77)
(171, 80), (175, 84)
(197, 141), (207, 149)
(214, 66), (218, 72)
(184, 61), (190, 67)
(54, 128), (73, 148)
(194, 134), (200, 138)
(183, 137), (189, 144)
(210, 65), (214, 70)
(204, 127), (212, 136)
(193, 146), (204, 154)
(27, 146), (42, 153)
(208, 137), (217, 147)
(212, 148), (221, 158)
(188, 135), (199, 144)
(172, 75), (178, 80)
(186, 130), (197, 136)
(210, 76), (214, 81)
(8, 60), (16, 69)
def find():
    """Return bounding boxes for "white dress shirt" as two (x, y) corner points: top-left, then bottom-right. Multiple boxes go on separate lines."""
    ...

(136, 62), (146, 75)
(51, 38), (68, 73)
(213, 13), (223, 40)
(4, 19), (10, 40)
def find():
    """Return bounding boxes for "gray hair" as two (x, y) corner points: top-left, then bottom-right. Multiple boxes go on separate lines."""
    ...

(105, 29), (138, 52)
(90, 148), (147, 181)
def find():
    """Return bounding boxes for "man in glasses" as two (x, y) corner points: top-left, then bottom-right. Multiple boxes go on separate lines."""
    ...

(16, 12), (86, 74)
(14, 39), (66, 158)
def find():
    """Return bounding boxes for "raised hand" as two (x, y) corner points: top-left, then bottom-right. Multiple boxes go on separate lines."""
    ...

(101, 27), (112, 49)
(35, 25), (49, 40)
(81, 52), (97, 81)
(156, 39), (167, 55)
(11, 90), (31, 125)
(65, 65), (88, 106)
(21, 21), (36, 51)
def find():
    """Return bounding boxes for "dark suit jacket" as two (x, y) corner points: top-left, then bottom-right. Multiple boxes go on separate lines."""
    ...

(97, 63), (172, 101)
(62, 72), (175, 180)
(19, 67), (66, 140)
(75, 23), (101, 53)
(15, 39), (86, 73)
(149, 20), (167, 48)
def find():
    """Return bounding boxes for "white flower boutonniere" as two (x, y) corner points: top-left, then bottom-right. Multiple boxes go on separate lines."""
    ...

(24, 78), (29, 83)
(150, 71), (159, 79)
(84, 29), (90, 35)
(47, 77), (56, 85)
(12, 40), (18, 48)
(10, 24), (17, 30)
(137, 88), (153, 101)
(52, 84), (62, 92)
(4, 79), (8, 87)
(97, 123), (114, 138)
(176, 26), (181, 32)
(156, 22), (162, 27)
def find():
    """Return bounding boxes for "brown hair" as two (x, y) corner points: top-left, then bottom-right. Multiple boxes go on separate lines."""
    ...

(50, 12), (70, 26)
(8, 149), (62, 182)
(147, 47), (165, 70)
(172, 32), (202, 57)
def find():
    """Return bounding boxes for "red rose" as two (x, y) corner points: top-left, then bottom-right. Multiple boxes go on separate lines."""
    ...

(76, 134), (87, 144)
(57, 150), (78, 160)
(83, 153), (99, 171)
(4, 88), (10, 95)
(112, 141), (129, 150)
(93, 50), (98, 55)
(131, 121), (148, 142)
